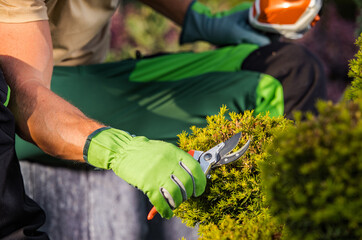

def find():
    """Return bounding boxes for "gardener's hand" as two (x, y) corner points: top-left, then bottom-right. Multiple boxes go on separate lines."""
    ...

(83, 127), (206, 219)
(180, 1), (270, 46)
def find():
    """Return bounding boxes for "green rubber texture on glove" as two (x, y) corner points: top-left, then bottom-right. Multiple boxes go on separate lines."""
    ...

(191, 1), (251, 18)
(3, 85), (10, 107)
(85, 128), (206, 219)
(255, 74), (284, 117)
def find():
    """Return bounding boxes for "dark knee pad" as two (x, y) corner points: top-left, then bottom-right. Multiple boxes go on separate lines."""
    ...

(242, 41), (327, 119)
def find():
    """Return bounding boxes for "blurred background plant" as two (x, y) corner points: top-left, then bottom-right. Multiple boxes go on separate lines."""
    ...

(262, 97), (362, 240)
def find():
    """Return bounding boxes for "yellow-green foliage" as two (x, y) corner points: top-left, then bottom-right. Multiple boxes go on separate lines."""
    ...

(197, 210), (283, 240)
(262, 99), (362, 240)
(346, 33), (362, 100)
(174, 106), (293, 239)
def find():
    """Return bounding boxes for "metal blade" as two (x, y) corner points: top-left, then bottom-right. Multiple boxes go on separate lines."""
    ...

(214, 138), (251, 167)
(218, 132), (242, 158)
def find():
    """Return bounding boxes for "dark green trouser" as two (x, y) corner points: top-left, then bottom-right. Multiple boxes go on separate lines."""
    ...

(15, 43), (287, 164)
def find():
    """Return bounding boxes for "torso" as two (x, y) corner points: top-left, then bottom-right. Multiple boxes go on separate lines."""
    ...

(45, 0), (121, 65)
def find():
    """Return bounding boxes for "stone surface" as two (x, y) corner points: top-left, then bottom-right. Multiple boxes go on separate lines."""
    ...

(20, 161), (198, 240)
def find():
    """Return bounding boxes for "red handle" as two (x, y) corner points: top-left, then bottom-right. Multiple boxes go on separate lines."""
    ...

(147, 150), (195, 220)
(147, 206), (158, 220)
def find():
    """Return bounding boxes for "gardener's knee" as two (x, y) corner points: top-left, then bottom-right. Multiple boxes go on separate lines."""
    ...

(242, 42), (327, 118)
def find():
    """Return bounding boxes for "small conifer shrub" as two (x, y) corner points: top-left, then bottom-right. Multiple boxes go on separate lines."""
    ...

(346, 33), (362, 100)
(262, 99), (362, 240)
(196, 211), (283, 240)
(174, 106), (293, 239)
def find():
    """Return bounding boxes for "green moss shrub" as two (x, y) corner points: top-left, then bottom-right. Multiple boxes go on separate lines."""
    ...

(346, 33), (362, 100)
(262, 99), (362, 240)
(174, 106), (293, 239)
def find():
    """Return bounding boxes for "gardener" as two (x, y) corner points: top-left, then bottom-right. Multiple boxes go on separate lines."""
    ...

(0, 0), (326, 238)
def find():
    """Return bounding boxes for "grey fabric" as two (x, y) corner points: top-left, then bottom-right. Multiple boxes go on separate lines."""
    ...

(20, 161), (198, 240)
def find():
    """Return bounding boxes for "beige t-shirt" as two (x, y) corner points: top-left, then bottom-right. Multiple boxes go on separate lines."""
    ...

(0, 0), (121, 65)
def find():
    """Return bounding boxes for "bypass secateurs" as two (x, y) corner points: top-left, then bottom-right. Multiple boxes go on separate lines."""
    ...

(147, 132), (251, 220)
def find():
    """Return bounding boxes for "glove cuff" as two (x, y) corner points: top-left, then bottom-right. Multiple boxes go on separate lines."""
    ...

(83, 127), (132, 169)
(179, 0), (208, 45)
(180, 1), (266, 46)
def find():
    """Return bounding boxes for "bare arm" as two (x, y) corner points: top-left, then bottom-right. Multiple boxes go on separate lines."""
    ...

(140, 0), (193, 25)
(0, 21), (105, 161)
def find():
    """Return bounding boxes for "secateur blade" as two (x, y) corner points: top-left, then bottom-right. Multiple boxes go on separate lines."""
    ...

(147, 132), (251, 221)
(214, 135), (252, 167)
(218, 132), (242, 158)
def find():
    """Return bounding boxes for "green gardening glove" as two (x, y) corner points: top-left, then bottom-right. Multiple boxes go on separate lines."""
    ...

(83, 127), (206, 219)
(180, 1), (270, 46)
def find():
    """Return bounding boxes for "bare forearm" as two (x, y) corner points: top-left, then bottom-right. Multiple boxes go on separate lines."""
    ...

(140, 0), (193, 25)
(7, 80), (104, 161)
(0, 21), (104, 161)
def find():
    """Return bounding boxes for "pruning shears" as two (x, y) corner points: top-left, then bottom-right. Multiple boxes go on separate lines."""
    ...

(147, 132), (251, 220)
